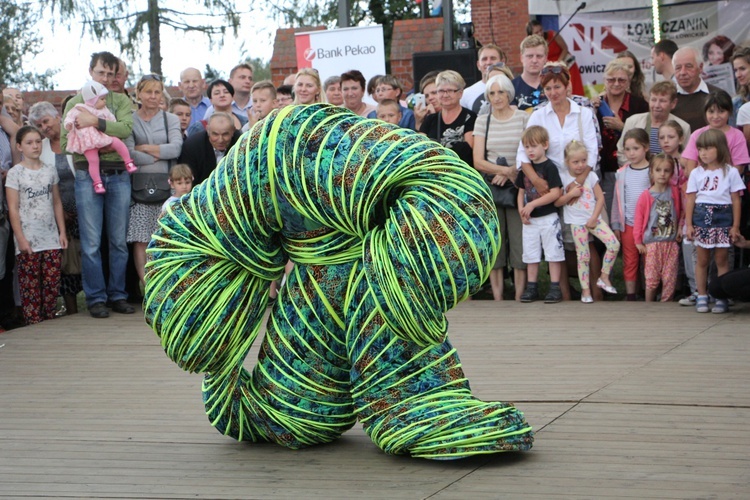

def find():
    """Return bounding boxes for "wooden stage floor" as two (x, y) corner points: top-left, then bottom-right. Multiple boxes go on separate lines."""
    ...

(1, 300), (748, 499)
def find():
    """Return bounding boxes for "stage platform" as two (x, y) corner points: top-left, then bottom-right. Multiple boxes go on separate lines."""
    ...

(1, 300), (748, 499)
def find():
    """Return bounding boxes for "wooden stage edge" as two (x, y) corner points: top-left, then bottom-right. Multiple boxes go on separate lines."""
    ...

(1, 300), (748, 499)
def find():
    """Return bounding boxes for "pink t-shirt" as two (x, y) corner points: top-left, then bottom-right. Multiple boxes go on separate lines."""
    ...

(682, 126), (750, 166)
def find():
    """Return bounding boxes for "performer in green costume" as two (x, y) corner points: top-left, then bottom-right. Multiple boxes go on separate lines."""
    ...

(144, 104), (533, 459)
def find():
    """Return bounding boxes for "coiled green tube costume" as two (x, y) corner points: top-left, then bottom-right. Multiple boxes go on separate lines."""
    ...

(144, 104), (533, 459)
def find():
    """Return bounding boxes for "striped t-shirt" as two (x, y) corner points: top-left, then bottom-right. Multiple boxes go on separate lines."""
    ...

(649, 127), (661, 154)
(473, 110), (529, 168)
(624, 164), (651, 226)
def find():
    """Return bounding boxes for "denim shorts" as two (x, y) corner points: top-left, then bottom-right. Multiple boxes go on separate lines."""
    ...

(693, 204), (732, 248)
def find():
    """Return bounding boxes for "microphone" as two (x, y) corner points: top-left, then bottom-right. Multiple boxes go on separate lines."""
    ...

(579, 2), (586, 9)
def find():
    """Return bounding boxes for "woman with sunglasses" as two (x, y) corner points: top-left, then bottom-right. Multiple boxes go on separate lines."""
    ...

(516, 62), (599, 300)
(124, 74), (183, 288)
(597, 60), (648, 197)
(526, 19), (584, 97)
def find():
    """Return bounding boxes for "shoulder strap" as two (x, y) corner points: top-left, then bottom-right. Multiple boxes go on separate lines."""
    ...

(483, 114), (491, 161)
(163, 111), (172, 169)
(163, 111), (169, 145)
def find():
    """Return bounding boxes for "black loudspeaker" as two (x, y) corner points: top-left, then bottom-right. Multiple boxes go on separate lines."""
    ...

(412, 49), (481, 91)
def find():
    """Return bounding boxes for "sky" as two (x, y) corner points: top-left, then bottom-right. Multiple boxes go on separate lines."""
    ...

(26, 6), (280, 90)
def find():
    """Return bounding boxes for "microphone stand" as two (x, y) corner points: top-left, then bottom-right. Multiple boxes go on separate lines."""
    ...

(552, 2), (586, 67)
(554, 2), (587, 39)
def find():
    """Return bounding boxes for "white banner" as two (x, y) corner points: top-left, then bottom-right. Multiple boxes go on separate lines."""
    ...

(295, 26), (386, 104)
(556, 0), (750, 97)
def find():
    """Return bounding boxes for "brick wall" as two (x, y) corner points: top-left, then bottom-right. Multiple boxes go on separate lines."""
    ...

(390, 18), (444, 92)
(471, 0), (530, 74)
(270, 26), (326, 87)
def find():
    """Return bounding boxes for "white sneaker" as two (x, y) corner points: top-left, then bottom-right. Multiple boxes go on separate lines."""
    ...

(679, 293), (697, 306)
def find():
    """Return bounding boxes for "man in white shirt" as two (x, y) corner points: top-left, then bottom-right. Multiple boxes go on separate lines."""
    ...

(672, 47), (720, 131)
(460, 44), (506, 113)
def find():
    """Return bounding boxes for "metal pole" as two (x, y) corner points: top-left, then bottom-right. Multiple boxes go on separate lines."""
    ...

(338, 0), (350, 28)
(443, 0), (453, 50)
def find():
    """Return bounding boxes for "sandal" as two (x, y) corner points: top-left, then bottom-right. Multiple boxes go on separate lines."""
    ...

(93, 181), (106, 194)
(712, 299), (728, 314)
(695, 295), (709, 313)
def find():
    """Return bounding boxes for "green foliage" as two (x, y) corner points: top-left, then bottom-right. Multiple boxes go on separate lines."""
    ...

(0, 1), (58, 89)
(245, 57), (271, 82)
(204, 64), (224, 82)
(44, 0), (246, 75)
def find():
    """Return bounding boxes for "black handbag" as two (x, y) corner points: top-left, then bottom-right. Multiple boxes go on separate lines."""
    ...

(481, 115), (518, 208)
(131, 111), (172, 204)
(131, 172), (171, 204)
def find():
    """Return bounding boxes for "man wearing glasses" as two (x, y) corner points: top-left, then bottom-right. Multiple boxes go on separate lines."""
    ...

(60, 51), (135, 318)
(512, 35), (549, 111)
(460, 44), (506, 113)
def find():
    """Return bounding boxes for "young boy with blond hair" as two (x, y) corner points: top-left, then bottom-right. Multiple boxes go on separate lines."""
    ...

(515, 125), (564, 303)
(375, 99), (403, 126)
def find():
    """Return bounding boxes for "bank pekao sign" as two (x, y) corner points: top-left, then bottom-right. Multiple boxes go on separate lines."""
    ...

(295, 26), (386, 104)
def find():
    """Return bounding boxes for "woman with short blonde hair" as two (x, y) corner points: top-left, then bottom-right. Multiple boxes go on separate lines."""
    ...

(419, 70), (477, 160)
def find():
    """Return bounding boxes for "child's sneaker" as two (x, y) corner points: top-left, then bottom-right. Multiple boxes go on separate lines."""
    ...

(520, 285), (539, 303)
(679, 292), (697, 306)
(93, 181), (105, 194)
(125, 160), (138, 173)
(695, 295), (709, 313)
(544, 285), (562, 304)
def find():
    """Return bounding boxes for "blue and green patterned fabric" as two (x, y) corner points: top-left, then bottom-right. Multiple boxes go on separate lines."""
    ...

(144, 104), (533, 459)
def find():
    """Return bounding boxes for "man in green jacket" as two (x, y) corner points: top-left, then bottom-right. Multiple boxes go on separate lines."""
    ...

(61, 51), (135, 318)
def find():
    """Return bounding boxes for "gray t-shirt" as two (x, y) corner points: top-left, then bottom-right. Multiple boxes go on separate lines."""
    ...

(5, 163), (61, 255)
(643, 189), (678, 244)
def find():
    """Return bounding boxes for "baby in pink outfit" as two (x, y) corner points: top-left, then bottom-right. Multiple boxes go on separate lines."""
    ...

(64, 80), (136, 194)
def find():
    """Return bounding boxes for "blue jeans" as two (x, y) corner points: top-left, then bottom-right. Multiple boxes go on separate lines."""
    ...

(75, 169), (131, 306)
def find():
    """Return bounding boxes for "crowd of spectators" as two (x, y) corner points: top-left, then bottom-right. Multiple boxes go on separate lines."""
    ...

(1, 24), (750, 330)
